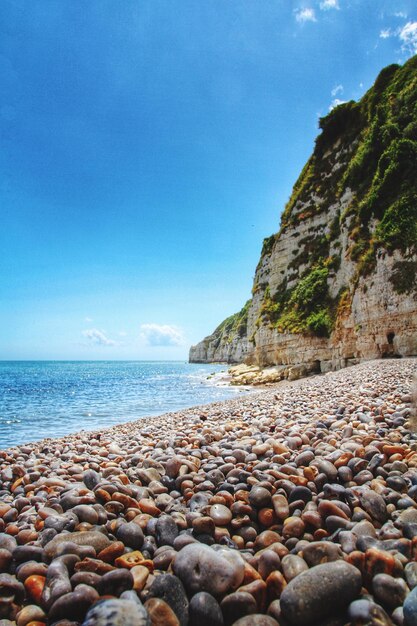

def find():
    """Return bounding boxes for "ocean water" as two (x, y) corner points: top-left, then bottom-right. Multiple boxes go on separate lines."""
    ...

(0, 361), (244, 449)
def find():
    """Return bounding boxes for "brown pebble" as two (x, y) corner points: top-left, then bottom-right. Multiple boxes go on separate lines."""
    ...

(16, 604), (46, 626)
(266, 570), (287, 602)
(114, 551), (145, 569)
(145, 597), (180, 626)
(130, 565), (150, 591)
(220, 590), (257, 625)
(209, 504), (232, 526)
(24, 575), (46, 604)
(97, 541), (125, 564)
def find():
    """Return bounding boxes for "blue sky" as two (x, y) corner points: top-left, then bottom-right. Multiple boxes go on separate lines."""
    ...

(1, 0), (416, 360)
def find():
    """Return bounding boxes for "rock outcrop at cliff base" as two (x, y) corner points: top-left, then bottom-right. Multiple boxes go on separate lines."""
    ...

(190, 56), (417, 375)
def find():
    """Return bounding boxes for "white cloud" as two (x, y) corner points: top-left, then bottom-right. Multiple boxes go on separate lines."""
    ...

(320, 0), (339, 10)
(84, 316), (93, 322)
(399, 21), (417, 55)
(394, 12), (407, 19)
(329, 98), (347, 111)
(295, 8), (317, 23)
(331, 84), (344, 97)
(82, 328), (117, 346)
(140, 324), (184, 347)
(380, 28), (391, 39)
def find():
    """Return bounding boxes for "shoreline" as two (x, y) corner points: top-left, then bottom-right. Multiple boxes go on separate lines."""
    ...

(5, 365), (325, 452)
(0, 361), (243, 450)
(0, 357), (416, 625)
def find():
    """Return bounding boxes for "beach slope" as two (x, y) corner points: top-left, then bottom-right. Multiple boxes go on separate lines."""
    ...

(0, 358), (416, 625)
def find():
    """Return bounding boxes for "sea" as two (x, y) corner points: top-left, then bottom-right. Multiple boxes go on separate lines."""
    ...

(0, 361), (246, 449)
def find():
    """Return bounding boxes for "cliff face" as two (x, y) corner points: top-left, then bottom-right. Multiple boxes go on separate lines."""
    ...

(190, 57), (417, 373)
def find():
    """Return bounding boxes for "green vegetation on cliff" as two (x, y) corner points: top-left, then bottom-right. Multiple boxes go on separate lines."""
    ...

(212, 300), (251, 344)
(192, 56), (417, 356)
(258, 261), (338, 337)
(280, 56), (417, 286)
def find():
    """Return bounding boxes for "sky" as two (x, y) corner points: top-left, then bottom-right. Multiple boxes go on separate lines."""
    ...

(1, 0), (416, 360)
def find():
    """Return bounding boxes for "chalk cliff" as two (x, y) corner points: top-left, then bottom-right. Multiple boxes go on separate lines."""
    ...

(190, 57), (417, 376)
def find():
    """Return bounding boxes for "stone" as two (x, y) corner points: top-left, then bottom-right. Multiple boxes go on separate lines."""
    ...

(44, 531), (111, 559)
(48, 584), (99, 623)
(301, 541), (343, 567)
(406, 563), (417, 589)
(403, 586), (417, 626)
(220, 591), (257, 625)
(148, 574), (188, 626)
(173, 544), (245, 597)
(348, 599), (393, 626)
(249, 487), (272, 509)
(81, 590), (150, 625)
(280, 561), (362, 625)
(258, 550), (282, 580)
(0, 573), (25, 605)
(145, 598), (180, 626)
(155, 516), (179, 547)
(96, 569), (134, 596)
(16, 604), (46, 626)
(188, 592), (224, 626)
(359, 491), (388, 523)
(372, 573), (409, 610)
(209, 504), (233, 526)
(232, 617), (279, 626)
(116, 522), (144, 549)
(281, 555), (308, 582)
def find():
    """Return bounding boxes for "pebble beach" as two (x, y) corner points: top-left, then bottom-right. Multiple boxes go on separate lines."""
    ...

(1, 358), (417, 626)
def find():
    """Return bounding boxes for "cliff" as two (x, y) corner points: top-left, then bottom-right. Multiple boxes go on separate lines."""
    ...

(190, 57), (417, 376)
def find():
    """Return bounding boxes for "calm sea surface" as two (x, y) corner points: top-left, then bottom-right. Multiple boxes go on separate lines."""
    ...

(0, 361), (244, 449)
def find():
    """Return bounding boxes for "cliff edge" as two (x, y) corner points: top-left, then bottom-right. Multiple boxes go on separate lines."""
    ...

(190, 57), (417, 376)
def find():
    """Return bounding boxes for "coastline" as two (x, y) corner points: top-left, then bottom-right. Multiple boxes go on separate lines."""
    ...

(0, 358), (416, 625)
(0, 361), (244, 449)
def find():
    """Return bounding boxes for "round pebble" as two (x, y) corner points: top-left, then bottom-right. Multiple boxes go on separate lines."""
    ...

(280, 561), (362, 625)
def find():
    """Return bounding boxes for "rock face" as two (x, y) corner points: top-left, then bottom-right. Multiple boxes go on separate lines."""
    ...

(190, 57), (417, 374)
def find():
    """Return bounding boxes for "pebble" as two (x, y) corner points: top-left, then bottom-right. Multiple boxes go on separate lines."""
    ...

(281, 554), (309, 581)
(348, 599), (394, 626)
(220, 591), (257, 625)
(232, 617), (279, 626)
(148, 574), (189, 626)
(116, 522), (144, 549)
(173, 544), (245, 597)
(372, 573), (409, 610)
(249, 487), (272, 509)
(405, 563), (417, 589)
(210, 504), (233, 526)
(188, 591), (224, 626)
(82, 592), (149, 625)
(0, 359), (415, 626)
(155, 516), (179, 547)
(403, 586), (417, 626)
(44, 532), (111, 559)
(145, 597), (180, 625)
(280, 561), (362, 625)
